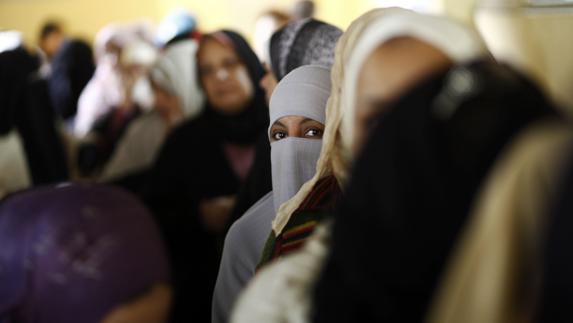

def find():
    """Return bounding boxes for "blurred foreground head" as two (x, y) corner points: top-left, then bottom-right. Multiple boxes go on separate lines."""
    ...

(0, 184), (171, 323)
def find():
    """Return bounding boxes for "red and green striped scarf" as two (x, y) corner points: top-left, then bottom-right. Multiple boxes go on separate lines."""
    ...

(258, 175), (342, 267)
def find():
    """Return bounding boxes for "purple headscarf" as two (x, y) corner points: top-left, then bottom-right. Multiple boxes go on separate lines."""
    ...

(0, 184), (170, 323)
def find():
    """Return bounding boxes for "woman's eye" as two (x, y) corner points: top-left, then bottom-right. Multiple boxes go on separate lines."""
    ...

(199, 66), (214, 77)
(304, 128), (323, 138)
(222, 58), (239, 70)
(272, 131), (287, 141)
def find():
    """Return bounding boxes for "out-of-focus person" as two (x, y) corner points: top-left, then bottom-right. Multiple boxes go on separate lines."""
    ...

(74, 22), (156, 139)
(37, 20), (66, 77)
(75, 24), (158, 178)
(99, 38), (203, 184)
(0, 183), (171, 323)
(144, 29), (268, 323)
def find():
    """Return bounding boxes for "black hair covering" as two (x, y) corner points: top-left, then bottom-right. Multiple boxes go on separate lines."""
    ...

(0, 48), (68, 184)
(312, 61), (558, 323)
(18, 78), (70, 184)
(200, 30), (269, 145)
(0, 47), (39, 135)
(538, 151), (573, 322)
(48, 39), (95, 120)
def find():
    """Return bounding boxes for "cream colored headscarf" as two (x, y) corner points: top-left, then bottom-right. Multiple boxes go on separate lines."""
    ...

(427, 121), (573, 323)
(272, 7), (488, 234)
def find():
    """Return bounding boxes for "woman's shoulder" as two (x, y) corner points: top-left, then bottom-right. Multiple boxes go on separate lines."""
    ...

(227, 192), (275, 246)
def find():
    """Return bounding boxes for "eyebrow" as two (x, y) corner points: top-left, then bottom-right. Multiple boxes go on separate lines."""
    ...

(272, 117), (323, 128)
(272, 120), (287, 128)
(300, 118), (323, 126)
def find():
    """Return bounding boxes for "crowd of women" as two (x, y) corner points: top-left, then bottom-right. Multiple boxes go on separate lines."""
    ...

(1, 3), (573, 323)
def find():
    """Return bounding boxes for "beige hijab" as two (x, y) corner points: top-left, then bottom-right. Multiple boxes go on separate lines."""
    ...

(272, 7), (488, 234)
(427, 121), (573, 323)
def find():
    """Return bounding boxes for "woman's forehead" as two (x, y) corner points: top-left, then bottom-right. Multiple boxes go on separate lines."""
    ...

(198, 38), (238, 60)
(273, 116), (323, 126)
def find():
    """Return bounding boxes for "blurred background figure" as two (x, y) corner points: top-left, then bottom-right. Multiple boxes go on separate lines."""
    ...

(75, 23), (158, 178)
(48, 38), (95, 124)
(144, 29), (268, 323)
(74, 22), (156, 139)
(0, 184), (171, 323)
(0, 47), (40, 198)
(89, 10), (204, 187)
(98, 37), (204, 185)
(37, 20), (66, 77)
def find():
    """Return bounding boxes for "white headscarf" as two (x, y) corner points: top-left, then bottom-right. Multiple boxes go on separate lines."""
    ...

(340, 8), (488, 155)
(75, 23), (157, 137)
(269, 65), (330, 212)
(150, 39), (204, 120)
(272, 7), (489, 234)
(0, 31), (23, 53)
(0, 131), (30, 199)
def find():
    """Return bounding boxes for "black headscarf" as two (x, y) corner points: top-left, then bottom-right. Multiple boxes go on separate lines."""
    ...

(200, 30), (268, 145)
(312, 61), (558, 323)
(0, 47), (39, 135)
(0, 48), (68, 184)
(48, 39), (95, 121)
(141, 29), (268, 323)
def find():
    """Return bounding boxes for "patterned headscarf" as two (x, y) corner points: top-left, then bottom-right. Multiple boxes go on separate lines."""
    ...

(269, 18), (342, 80)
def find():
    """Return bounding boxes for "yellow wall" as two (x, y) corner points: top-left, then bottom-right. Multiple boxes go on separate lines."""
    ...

(442, 0), (477, 24)
(0, 0), (364, 46)
(3, 0), (571, 110)
(0, 0), (159, 45)
(475, 7), (573, 111)
(0, 0), (457, 47)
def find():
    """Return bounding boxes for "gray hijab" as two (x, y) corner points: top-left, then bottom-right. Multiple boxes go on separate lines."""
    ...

(269, 65), (331, 212)
(211, 65), (331, 323)
(270, 18), (342, 80)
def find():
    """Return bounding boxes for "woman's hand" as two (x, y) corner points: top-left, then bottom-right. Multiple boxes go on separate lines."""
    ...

(199, 195), (237, 233)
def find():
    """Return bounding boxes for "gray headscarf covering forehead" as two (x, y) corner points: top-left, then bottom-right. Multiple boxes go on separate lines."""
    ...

(270, 18), (342, 80)
(269, 65), (331, 135)
(269, 65), (331, 213)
